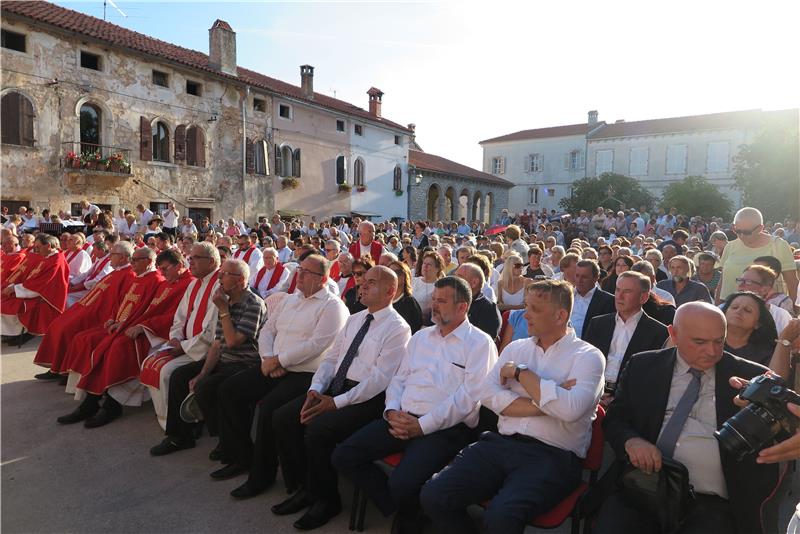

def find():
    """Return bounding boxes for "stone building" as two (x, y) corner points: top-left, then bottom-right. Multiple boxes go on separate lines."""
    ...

(407, 148), (512, 223)
(0, 1), (411, 223)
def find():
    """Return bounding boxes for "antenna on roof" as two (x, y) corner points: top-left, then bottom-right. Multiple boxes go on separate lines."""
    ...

(330, 87), (337, 99)
(103, 0), (127, 21)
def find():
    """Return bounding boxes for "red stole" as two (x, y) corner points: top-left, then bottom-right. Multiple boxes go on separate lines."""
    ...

(236, 246), (255, 263)
(76, 255), (111, 290)
(65, 249), (80, 264)
(0, 250), (27, 288)
(288, 270), (298, 294)
(253, 262), (285, 292)
(341, 276), (355, 300)
(183, 271), (219, 338)
(82, 242), (91, 251)
(329, 261), (341, 282)
(348, 241), (383, 264)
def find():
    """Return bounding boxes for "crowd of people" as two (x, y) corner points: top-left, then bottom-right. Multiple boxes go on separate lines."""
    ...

(1, 199), (800, 533)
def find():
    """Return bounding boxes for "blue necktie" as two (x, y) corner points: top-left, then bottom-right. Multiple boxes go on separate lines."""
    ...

(656, 368), (704, 458)
(329, 314), (374, 396)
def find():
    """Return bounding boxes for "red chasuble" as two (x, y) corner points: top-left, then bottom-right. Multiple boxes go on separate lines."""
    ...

(0, 250), (27, 288)
(0, 252), (42, 316)
(235, 246), (256, 263)
(12, 252), (70, 335)
(252, 262), (285, 293)
(329, 261), (341, 282)
(76, 270), (194, 395)
(35, 266), (137, 373)
(348, 241), (383, 264)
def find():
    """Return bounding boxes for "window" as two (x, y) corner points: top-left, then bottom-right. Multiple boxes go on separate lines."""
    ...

(186, 80), (202, 96)
(149, 202), (169, 216)
(529, 187), (539, 204)
(1, 92), (35, 147)
(336, 119), (345, 132)
(629, 147), (649, 176)
(393, 165), (402, 191)
(80, 51), (101, 71)
(253, 98), (266, 113)
(152, 70), (169, 88)
(547, 187), (556, 197)
(185, 125), (205, 167)
(528, 153), (542, 172)
(492, 156), (505, 174)
(277, 145), (294, 177)
(293, 148), (301, 178)
(394, 135), (401, 145)
(354, 158), (365, 186)
(254, 140), (267, 175)
(666, 144), (688, 174)
(568, 150), (585, 170)
(707, 141), (730, 172)
(335, 155), (347, 184)
(279, 104), (291, 119)
(595, 149), (614, 174)
(79, 103), (101, 154)
(354, 124), (363, 136)
(1, 29), (26, 52)
(152, 121), (170, 162)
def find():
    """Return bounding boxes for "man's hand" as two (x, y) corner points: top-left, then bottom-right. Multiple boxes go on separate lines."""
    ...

(212, 288), (229, 311)
(124, 324), (144, 338)
(167, 338), (183, 349)
(625, 437), (662, 474)
(269, 366), (287, 379)
(260, 356), (280, 376)
(388, 411), (423, 440)
(500, 361), (517, 386)
(2, 285), (14, 297)
(757, 403), (800, 463)
(778, 319), (800, 351)
(107, 322), (123, 333)
(300, 390), (336, 424)
(188, 372), (205, 393)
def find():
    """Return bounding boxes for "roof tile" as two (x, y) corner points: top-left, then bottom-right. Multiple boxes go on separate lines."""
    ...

(409, 150), (513, 187)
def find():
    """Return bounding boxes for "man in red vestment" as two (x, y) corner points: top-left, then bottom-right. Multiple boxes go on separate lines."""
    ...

(59, 249), (194, 428)
(1, 234), (69, 346)
(0, 234), (26, 289)
(66, 234), (117, 307)
(347, 221), (383, 264)
(250, 247), (288, 299)
(33, 241), (137, 380)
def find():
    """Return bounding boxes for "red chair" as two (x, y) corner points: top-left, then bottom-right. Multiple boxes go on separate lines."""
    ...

(349, 453), (403, 531)
(496, 310), (511, 349)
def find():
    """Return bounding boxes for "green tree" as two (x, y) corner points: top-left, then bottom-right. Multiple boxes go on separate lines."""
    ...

(559, 172), (655, 213)
(734, 114), (800, 221)
(661, 176), (733, 220)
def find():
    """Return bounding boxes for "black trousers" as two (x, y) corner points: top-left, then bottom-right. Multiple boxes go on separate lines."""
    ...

(273, 389), (385, 500)
(217, 365), (313, 487)
(165, 359), (251, 440)
(163, 227), (177, 237)
(331, 418), (474, 517)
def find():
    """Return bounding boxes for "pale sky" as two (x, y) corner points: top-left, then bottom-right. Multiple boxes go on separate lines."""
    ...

(57, 0), (800, 169)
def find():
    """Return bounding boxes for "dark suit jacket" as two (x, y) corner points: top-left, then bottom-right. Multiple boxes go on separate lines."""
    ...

(603, 348), (780, 534)
(584, 312), (669, 383)
(580, 288), (615, 339)
(468, 293), (500, 340)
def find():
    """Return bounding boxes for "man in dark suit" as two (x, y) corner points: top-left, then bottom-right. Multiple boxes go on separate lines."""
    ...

(594, 302), (782, 534)
(571, 259), (615, 339)
(455, 263), (500, 339)
(584, 271), (669, 405)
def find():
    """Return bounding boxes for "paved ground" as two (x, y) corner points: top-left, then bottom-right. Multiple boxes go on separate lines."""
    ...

(2, 338), (798, 533)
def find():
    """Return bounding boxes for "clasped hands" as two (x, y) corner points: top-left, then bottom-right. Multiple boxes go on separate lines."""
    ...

(260, 355), (287, 378)
(299, 390), (337, 424)
(385, 409), (423, 440)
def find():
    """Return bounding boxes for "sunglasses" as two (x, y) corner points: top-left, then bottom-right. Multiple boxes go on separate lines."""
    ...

(734, 226), (760, 236)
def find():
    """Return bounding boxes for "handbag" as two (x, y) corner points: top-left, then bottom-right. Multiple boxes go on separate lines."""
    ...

(620, 456), (696, 534)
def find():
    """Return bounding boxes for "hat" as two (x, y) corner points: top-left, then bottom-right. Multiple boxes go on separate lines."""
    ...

(179, 392), (204, 423)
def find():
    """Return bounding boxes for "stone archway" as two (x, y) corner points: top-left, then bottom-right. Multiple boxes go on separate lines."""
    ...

(427, 184), (441, 221)
(472, 191), (482, 222)
(445, 186), (456, 221)
(458, 188), (470, 221)
(484, 192), (494, 224)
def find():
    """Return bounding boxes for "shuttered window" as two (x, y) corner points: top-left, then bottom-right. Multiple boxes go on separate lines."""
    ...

(293, 149), (301, 178)
(335, 155), (346, 184)
(629, 147), (648, 176)
(393, 165), (402, 191)
(280, 146), (294, 177)
(354, 158), (365, 186)
(1, 92), (34, 146)
(152, 121), (170, 162)
(666, 144), (688, 174)
(492, 156), (505, 174)
(186, 126), (205, 167)
(80, 103), (101, 154)
(706, 142), (729, 173)
(595, 149), (614, 175)
(254, 140), (268, 175)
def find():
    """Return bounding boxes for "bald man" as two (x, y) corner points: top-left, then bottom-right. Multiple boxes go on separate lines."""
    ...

(348, 221), (383, 264)
(455, 262), (500, 339)
(595, 302), (781, 534)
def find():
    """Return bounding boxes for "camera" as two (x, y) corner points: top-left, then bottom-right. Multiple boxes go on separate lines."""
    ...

(715, 375), (800, 461)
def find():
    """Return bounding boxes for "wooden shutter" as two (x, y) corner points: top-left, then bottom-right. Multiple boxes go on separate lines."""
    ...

(274, 144), (282, 177)
(195, 128), (206, 168)
(293, 149), (301, 177)
(174, 124), (187, 163)
(0, 93), (19, 145)
(140, 116), (152, 161)
(245, 137), (254, 174)
(20, 95), (34, 146)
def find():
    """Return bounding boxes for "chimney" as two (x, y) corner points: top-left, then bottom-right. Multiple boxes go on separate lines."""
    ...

(408, 123), (416, 146)
(208, 19), (237, 76)
(300, 65), (314, 99)
(367, 87), (383, 118)
(588, 110), (598, 126)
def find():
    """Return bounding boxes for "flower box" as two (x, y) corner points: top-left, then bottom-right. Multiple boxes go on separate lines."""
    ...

(356, 186), (367, 193)
(337, 183), (352, 193)
(394, 190), (403, 197)
(281, 177), (299, 190)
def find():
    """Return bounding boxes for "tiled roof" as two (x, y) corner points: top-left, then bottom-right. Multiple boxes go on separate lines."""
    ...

(409, 150), (513, 187)
(588, 109), (774, 139)
(480, 123), (589, 144)
(1, 1), (411, 133)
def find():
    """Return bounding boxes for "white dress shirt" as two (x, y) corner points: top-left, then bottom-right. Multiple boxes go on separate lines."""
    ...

(769, 303), (791, 334)
(570, 286), (596, 337)
(277, 246), (293, 264)
(482, 330), (605, 457)
(161, 208), (180, 229)
(66, 249), (93, 284)
(384, 319), (497, 436)
(234, 246), (265, 276)
(164, 270), (221, 360)
(310, 306), (411, 409)
(139, 209), (154, 227)
(605, 310), (644, 383)
(258, 287), (348, 373)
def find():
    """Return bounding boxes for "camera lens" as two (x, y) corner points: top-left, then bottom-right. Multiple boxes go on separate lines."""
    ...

(714, 405), (780, 461)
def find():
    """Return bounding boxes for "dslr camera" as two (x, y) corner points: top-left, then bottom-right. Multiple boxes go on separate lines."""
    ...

(715, 374), (800, 461)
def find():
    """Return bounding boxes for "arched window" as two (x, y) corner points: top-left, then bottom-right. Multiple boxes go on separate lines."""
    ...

(254, 140), (267, 175)
(335, 155), (346, 184)
(393, 165), (402, 191)
(1, 92), (34, 147)
(152, 121), (170, 162)
(80, 103), (101, 154)
(293, 148), (301, 178)
(281, 145), (294, 177)
(354, 158), (365, 187)
(185, 125), (205, 167)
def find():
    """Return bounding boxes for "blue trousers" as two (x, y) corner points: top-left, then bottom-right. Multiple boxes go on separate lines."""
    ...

(420, 432), (582, 534)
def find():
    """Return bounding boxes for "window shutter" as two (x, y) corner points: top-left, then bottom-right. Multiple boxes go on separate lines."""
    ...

(564, 153), (570, 170)
(293, 148), (301, 177)
(21, 96), (34, 146)
(274, 145), (282, 177)
(245, 137), (254, 174)
(174, 124), (187, 163)
(140, 116), (152, 161)
(195, 128), (206, 168)
(579, 151), (585, 170)
(499, 156), (505, 174)
(1, 93), (20, 145)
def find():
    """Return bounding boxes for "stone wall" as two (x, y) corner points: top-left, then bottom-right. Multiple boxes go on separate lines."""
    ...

(408, 171), (510, 224)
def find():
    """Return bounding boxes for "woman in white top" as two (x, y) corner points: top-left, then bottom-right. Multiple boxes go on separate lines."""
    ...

(411, 250), (445, 325)
(496, 254), (527, 312)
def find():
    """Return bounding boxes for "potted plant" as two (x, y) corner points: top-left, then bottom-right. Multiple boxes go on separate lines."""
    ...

(394, 189), (403, 197)
(81, 151), (102, 170)
(356, 185), (367, 193)
(106, 153), (124, 173)
(119, 159), (131, 174)
(281, 176), (299, 190)
(65, 151), (80, 168)
(337, 183), (352, 193)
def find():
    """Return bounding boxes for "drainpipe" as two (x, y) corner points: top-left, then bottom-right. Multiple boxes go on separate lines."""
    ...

(242, 86), (250, 223)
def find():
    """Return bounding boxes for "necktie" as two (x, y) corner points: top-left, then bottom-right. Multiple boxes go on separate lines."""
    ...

(329, 314), (374, 396)
(656, 368), (704, 458)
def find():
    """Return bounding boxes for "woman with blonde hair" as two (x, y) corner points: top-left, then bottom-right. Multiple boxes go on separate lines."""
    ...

(496, 254), (526, 312)
(411, 251), (445, 325)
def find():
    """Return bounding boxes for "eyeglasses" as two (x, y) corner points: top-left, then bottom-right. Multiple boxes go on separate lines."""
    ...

(189, 255), (212, 261)
(735, 277), (763, 287)
(131, 256), (150, 262)
(734, 226), (761, 236)
(352, 270), (366, 277)
(296, 266), (324, 277)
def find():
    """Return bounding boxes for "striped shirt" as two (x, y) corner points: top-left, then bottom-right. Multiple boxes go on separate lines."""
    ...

(216, 288), (267, 364)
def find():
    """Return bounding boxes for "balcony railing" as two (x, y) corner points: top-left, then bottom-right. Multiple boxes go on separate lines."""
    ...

(62, 142), (132, 174)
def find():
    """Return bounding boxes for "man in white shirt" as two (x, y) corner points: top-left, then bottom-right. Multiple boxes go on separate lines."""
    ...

(213, 254), (348, 483)
(136, 204), (154, 228)
(249, 248), (289, 299)
(266, 266), (412, 528)
(67, 235), (115, 307)
(276, 235), (293, 264)
(421, 279), (604, 533)
(79, 200), (101, 220)
(161, 202), (180, 237)
(233, 234), (264, 275)
(333, 276), (496, 534)
(64, 233), (93, 285)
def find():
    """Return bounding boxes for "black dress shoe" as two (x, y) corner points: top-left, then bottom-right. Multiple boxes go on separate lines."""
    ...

(35, 371), (61, 380)
(209, 445), (224, 462)
(57, 404), (99, 424)
(230, 481), (268, 500)
(84, 407), (121, 428)
(58, 375), (68, 385)
(210, 464), (247, 480)
(293, 500), (342, 530)
(150, 437), (195, 456)
(272, 490), (314, 516)
(14, 332), (35, 347)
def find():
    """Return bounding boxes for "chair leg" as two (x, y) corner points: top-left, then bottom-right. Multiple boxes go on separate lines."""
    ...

(356, 491), (367, 532)
(571, 515), (581, 534)
(349, 487), (360, 530)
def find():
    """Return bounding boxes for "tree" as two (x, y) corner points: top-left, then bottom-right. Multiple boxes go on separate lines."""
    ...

(734, 114), (800, 221)
(661, 176), (733, 220)
(559, 172), (655, 213)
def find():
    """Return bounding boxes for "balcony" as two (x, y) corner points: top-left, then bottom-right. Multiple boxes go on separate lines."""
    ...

(61, 142), (132, 189)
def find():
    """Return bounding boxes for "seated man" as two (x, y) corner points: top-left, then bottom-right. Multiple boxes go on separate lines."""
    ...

(584, 271), (669, 405)
(421, 279), (604, 534)
(269, 266), (411, 529)
(233, 233), (264, 275)
(249, 247), (289, 299)
(594, 302), (781, 534)
(571, 259), (615, 339)
(67, 234), (116, 307)
(656, 255), (712, 307)
(149, 259), (265, 455)
(64, 232), (93, 286)
(0, 233), (26, 288)
(348, 221), (383, 264)
(332, 276), (497, 534)
(455, 263), (500, 339)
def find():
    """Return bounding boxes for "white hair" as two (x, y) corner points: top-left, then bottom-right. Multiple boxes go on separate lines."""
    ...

(734, 207), (763, 226)
(226, 258), (250, 282)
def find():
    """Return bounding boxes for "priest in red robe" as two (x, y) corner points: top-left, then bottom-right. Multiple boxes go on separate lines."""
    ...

(66, 234), (116, 307)
(233, 234), (264, 275)
(0, 234), (26, 289)
(0, 234), (69, 346)
(33, 241), (137, 380)
(347, 221), (383, 264)
(249, 247), (288, 299)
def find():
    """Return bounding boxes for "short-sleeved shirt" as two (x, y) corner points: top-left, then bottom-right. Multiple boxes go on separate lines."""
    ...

(216, 288), (267, 364)
(719, 235), (796, 299)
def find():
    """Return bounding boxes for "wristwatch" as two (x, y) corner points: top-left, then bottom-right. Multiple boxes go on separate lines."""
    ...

(514, 364), (528, 381)
(776, 338), (792, 348)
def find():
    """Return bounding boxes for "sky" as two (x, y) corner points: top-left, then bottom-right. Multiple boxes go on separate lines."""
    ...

(56, 0), (800, 169)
